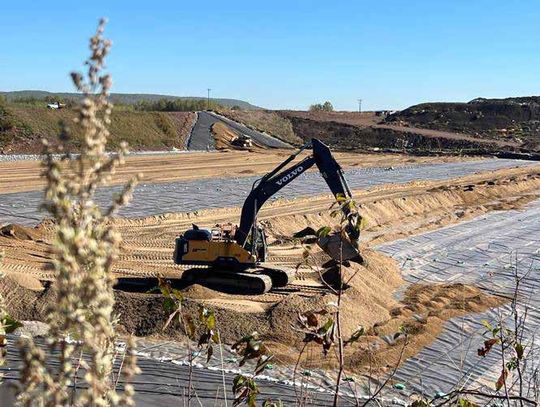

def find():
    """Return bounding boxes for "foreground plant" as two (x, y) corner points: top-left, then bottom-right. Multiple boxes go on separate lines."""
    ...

(231, 332), (278, 407)
(16, 19), (140, 406)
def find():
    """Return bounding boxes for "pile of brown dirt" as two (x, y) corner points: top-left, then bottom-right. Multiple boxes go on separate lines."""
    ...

(280, 110), (381, 128)
(1, 275), (42, 320)
(211, 122), (239, 150)
(211, 122), (265, 151)
(385, 97), (540, 151)
(344, 283), (506, 373)
(1, 248), (506, 377)
(0, 224), (41, 241)
(180, 284), (220, 300)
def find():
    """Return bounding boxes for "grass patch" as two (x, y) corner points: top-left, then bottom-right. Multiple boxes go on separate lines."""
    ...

(0, 104), (194, 153)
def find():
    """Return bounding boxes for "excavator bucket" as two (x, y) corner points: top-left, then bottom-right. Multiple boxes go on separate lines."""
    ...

(317, 232), (363, 265)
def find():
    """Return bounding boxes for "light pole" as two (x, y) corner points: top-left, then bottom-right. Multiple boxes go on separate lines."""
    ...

(357, 98), (362, 113)
(207, 88), (211, 110)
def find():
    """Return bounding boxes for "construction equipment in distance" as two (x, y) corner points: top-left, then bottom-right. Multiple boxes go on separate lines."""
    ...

(173, 138), (362, 294)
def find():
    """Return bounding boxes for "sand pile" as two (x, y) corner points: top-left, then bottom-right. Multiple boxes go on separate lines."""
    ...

(0, 275), (41, 320)
(0, 224), (41, 241)
(0, 246), (507, 375)
(211, 122), (239, 150)
(180, 284), (220, 300)
(344, 283), (506, 372)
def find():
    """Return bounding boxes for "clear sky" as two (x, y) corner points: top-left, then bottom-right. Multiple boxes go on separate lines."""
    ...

(1, 0), (539, 111)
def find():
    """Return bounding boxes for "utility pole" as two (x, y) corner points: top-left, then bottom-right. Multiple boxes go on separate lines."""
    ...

(207, 88), (211, 110)
(357, 98), (362, 113)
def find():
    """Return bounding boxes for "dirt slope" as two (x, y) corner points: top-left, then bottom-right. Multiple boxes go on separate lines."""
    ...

(0, 103), (195, 154)
(386, 97), (540, 151)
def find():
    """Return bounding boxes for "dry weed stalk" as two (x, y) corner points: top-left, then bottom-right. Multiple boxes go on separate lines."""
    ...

(16, 19), (140, 407)
(0, 252), (5, 372)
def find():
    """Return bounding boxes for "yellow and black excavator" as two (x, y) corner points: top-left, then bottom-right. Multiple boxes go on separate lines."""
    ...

(173, 138), (362, 294)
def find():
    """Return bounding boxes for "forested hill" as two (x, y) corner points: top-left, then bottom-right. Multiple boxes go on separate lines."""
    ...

(0, 90), (260, 110)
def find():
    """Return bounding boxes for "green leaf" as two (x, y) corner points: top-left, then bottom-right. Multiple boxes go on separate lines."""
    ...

(318, 318), (334, 335)
(248, 392), (258, 407)
(393, 383), (406, 390)
(171, 288), (184, 301)
(515, 342), (524, 360)
(163, 297), (176, 312)
(458, 398), (477, 407)
(185, 315), (196, 338)
(481, 320), (493, 332)
(2, 316), (23, 334)
(206, 312), (216, 330)
(345, 326), (365, 346)
(316, 226), (332, 238)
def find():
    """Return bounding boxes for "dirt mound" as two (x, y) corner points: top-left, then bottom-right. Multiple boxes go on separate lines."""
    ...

(180, 284), (220, 300)
(286, 115), (495, 153)
(211, 122), (240, 150)
(344, 283), (506, 372)
(280, 110), (381, 128)
(0, 224), (41, 241)
(0, 275), (41, 320)
(211, 122), (264, 151)
(6, 272), (44, 291)
(386, 98), (540, 151)
(0, 248), (506, 376)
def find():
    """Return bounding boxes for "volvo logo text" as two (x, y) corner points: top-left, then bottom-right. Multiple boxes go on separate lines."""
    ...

(276, 166), (304, 186)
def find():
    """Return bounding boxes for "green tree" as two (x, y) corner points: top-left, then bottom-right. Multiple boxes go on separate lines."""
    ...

(309, 101), (334, 112)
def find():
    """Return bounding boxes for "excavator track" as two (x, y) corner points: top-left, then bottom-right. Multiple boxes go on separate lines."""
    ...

(181, 267), (273, 295)
(180, 263), (295, 295)
(256, 263), (296, 288)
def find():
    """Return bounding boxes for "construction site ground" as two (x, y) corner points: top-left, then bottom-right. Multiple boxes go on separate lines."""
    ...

(1, 150), (540, 402)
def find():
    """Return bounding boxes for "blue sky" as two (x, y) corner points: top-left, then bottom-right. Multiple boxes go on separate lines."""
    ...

(1, 0), (539, 110)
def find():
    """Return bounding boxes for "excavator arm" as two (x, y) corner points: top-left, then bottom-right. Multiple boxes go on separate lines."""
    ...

(235, 138), (361, 252)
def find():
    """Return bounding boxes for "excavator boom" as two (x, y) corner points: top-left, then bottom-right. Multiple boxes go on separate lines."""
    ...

(235, 139), (361, 257)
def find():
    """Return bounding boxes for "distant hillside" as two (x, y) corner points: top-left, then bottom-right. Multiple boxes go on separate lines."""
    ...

(386, 97), (540, 151)
(0, 99), (196, 154)
(0, 90), (261, 110)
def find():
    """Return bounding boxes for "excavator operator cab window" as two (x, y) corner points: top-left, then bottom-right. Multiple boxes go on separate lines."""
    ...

(184, 228), (212, 241)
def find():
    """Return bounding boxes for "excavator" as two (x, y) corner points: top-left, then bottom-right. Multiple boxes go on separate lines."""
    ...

(173, 138), (362, 294)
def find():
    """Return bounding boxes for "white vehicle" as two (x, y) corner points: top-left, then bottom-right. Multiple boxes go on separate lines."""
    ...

(46, 102), (66, 110)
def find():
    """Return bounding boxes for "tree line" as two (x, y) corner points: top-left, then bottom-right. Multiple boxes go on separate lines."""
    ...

(135, 98), (223, 112)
